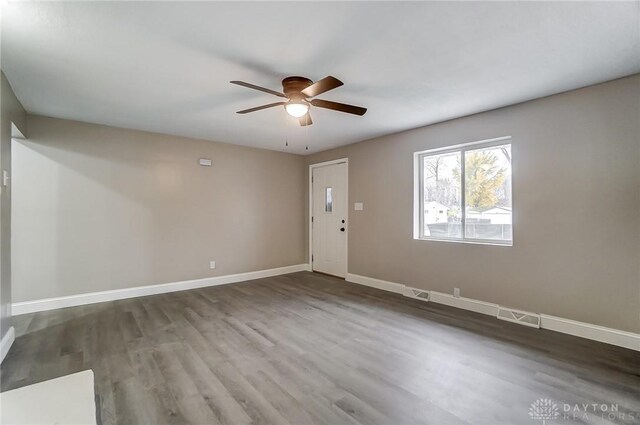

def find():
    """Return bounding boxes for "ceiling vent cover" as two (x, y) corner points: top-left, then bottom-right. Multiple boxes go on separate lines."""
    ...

(403, 287), (430, 302)
(497, 307), (541, 328)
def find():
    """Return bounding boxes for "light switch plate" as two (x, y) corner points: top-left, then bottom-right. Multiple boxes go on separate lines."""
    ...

(199, 158), (212, 166)
(3, 170), (8, 187)
(354, 202), (364, 211)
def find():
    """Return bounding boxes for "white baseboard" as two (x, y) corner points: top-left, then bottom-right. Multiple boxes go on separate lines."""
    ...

(345, 273), (639, 351)
(346, 273), (405, 294)
(12, 264), (310, 316)
(1, 326), (15, 364)
(540, 314), (639, 351)
(428, 291), (499, 316)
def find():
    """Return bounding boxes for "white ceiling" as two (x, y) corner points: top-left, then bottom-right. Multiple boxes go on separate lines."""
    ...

(3, 2), (639, 154)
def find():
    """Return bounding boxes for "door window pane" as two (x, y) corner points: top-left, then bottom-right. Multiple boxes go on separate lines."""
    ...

(464, 145), (512, 242)
(423, 152), (462, 239)
(325, 187), (333, 212)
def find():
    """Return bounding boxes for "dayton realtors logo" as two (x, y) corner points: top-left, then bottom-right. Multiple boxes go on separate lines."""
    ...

(529, 398), (636, 424)
(529, 398), (560, 424)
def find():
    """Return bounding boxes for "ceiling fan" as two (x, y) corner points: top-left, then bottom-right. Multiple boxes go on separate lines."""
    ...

(230, 76), (367, 126)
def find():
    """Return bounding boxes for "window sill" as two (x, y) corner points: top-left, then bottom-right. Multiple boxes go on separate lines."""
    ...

(414, 237), (513, 247)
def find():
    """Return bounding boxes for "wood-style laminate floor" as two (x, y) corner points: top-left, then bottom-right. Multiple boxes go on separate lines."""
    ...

(2, 272), (639, 425)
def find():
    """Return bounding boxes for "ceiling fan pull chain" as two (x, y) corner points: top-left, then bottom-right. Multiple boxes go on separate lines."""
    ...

(284, 107), (289, 147)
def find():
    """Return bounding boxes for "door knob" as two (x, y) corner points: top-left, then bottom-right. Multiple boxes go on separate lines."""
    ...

(340, 227), (345, 232)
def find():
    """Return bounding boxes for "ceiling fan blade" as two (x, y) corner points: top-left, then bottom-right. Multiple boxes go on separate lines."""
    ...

(299, 113), (313, 127)
(310, 99), (367, 116)
(301, 76), (343, 98)
(236, 102), (285, 114)
(230, 81), (286, 98)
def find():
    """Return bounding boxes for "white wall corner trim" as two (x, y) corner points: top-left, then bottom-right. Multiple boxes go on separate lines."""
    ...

(345, 273), (640, 351)
(1, 326), (16, 364)
(12, 264), (310, 316)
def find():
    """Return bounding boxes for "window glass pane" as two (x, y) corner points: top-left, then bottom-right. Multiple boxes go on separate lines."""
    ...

(325, 187), (333, 212)
(423, 152), (462, 238)
(464, 144), (512, 242)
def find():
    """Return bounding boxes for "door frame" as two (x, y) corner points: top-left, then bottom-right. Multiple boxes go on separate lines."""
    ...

(308, 158), (349, 274)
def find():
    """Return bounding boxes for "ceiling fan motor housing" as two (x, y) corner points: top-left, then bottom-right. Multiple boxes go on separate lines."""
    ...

(282, 76), (313, 98)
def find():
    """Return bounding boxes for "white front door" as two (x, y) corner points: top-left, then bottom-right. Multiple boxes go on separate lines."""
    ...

(311, 162), (347, 278)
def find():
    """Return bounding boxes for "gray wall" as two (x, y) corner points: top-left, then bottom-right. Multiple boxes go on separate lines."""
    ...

(9, 76), (640, 334)
(307, 75), (640, 333)
(1, 71), (27, 339)
(12, 115), (306, 302)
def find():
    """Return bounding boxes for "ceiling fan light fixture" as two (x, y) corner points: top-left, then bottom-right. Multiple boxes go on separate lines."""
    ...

(285, 101), (309, 118)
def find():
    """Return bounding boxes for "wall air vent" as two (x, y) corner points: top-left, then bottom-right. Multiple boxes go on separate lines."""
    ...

(497, 307), (541, 328)
(403, 287), (430, 302)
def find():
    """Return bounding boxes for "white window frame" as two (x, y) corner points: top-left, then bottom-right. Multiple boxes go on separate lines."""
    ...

(413, 136), (513, 246)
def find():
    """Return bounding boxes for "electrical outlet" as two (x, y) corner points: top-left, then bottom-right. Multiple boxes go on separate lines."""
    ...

(453, 288), (460, 298)
(209, 261), (216, 269)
